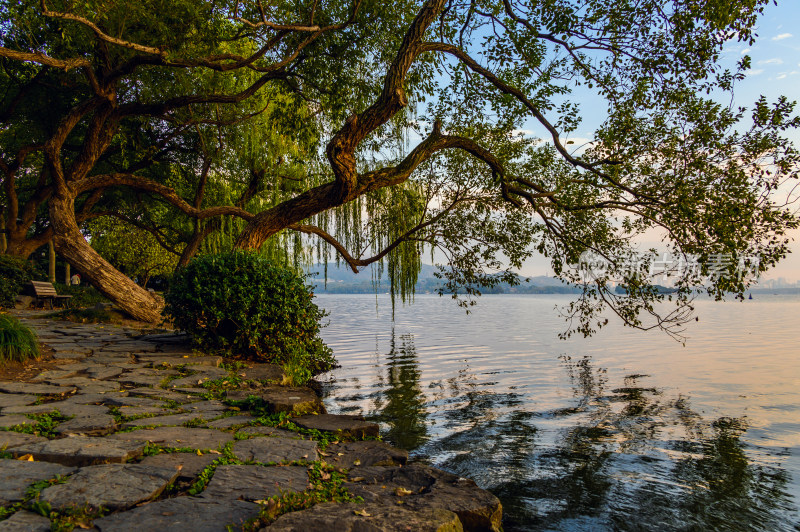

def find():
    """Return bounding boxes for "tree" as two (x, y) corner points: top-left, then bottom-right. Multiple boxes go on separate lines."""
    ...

(0, 0), (797, 332)
(88, 216), (178, 288)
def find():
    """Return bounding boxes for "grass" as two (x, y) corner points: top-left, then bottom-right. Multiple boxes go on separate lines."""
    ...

(242, 462), (361, 530)
(0, 314), (40, 363)
(1, 411), (71, 438)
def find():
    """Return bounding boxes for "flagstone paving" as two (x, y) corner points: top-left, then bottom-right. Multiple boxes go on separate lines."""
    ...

(0, 314), (502, 531)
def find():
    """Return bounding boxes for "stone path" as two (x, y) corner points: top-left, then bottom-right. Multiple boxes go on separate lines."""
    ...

(0, 314), (501, 531)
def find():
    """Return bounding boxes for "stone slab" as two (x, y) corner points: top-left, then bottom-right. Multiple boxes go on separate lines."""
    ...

(92, 497), (259, 532)
(180, 400), (227, 416)
(39, 463), (179, 511)
(207, 415), (258, 429)
(126, 388), (198, 403)
(74, 382), (123, 394)
(101, 396), (162, 408)
(121, 413), (209, 429)
(200, 464), (308, 500)
(137, 452), (217, 482)
(0, 510), (53, 531)
(54, 414), (116, 436)
(238, 363), (283, 382)
(232, 437), (318, 464)
(0, 415), (35, 429)
(0, 431), (47, 450)
(32, 369), (81, 381)
(169, 387), (207, 395)
(346, 465), (503, 532)
(0, 394), (37, 409)
(0, 382), (77, 395)
(85, 366), (125, 380)
(0, 459), (76, 505)
(108, 426), (233, 450)
(324, 441), (408, 468)
(3, 403), (107, 417)
(10, 436), (145, 467)
(266, 501), (464, 532)
(116, 370), (172, 387)
(236, 426), (300, 439)
(135, 354), (222, 367)
(117, 405), (171, 418)
(293, 414), (379, 439)
(227, 385), (323, 415)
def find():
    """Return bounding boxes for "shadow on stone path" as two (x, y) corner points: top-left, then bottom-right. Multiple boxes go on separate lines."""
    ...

(0, 313), (501, 531)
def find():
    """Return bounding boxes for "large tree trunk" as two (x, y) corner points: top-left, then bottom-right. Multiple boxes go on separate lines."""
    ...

(49, 193), (164, 323)
(177, 223), (216, 268)
(3, 230), (51, 259)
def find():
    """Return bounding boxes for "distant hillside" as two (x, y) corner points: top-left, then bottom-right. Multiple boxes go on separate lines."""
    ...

(305, 263), (582, 294)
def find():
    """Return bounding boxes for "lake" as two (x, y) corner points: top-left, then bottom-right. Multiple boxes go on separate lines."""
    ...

(315, 293), (800, 531)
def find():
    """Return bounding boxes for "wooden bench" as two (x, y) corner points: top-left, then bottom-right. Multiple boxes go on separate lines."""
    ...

(28, 281), (72, 310)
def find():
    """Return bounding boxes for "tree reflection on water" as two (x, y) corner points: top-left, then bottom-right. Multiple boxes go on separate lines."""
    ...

(369, 331), (430, 451)
(329, 333), (797, 531)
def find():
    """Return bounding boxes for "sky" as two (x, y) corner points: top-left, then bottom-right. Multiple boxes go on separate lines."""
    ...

(516, 1), (800, 281)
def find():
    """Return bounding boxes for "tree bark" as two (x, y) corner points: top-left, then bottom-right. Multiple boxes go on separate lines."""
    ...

(4, 234), (46, 259)
(65, 263), (71, 285)
(49, 193), (164, 322)
(0, 217), (6, 253)
(48, 241), (56, 282)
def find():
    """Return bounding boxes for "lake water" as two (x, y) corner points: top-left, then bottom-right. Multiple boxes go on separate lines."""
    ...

(315, 293), (800, 531)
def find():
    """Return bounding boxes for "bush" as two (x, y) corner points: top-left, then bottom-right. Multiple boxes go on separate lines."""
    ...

(0, 314), (40, 363)
(164, 251), (336, 373)
(0, 255), (41, 308)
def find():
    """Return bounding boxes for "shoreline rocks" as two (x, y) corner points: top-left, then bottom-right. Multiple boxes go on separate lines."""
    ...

(0, 313), (502, 531)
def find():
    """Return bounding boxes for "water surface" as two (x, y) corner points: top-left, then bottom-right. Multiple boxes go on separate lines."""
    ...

(316, 294), (800, 531)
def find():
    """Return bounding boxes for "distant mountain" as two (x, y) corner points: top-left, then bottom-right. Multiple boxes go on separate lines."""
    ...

(305, 262), (438, 283)
(305, 263), (582, 294)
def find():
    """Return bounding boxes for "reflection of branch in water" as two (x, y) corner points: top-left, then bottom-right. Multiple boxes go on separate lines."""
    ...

(370, 331), (429, 451)
(496, 355), (796, 532)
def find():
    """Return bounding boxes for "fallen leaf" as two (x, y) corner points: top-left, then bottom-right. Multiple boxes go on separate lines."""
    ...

(353, 459), (361, 466)
(318, 451), (330, 457)
(353, 509), (371, 517)
(350, 476), (365, 482)
(395, 487), (413, 496)
(208, 450), (221, 454)
(321, 472), (331, 480)
(196, 450), (203, 456)
(17, 454), (34, 461)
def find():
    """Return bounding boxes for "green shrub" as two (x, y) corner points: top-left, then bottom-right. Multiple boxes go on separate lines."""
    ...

(164, 251), (336, 373)
(0, 255), (41, 308)
(53, 284), (109, 308)
(0, 314), (40, 362)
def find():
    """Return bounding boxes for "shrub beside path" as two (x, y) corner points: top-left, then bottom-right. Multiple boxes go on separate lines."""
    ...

(0, 313), (502, 531)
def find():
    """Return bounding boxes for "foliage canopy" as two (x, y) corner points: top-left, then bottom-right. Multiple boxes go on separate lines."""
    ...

(0, 0), (797, 336)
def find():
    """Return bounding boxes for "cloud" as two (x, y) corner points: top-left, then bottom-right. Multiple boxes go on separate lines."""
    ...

(759, 58), (784, 65)
(777, 74), (787, 80)
(772, 33), (792, 41)
(745, 68), (765, 76)
(510, 129), (536, 138)
(741, 48), (751, 55)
